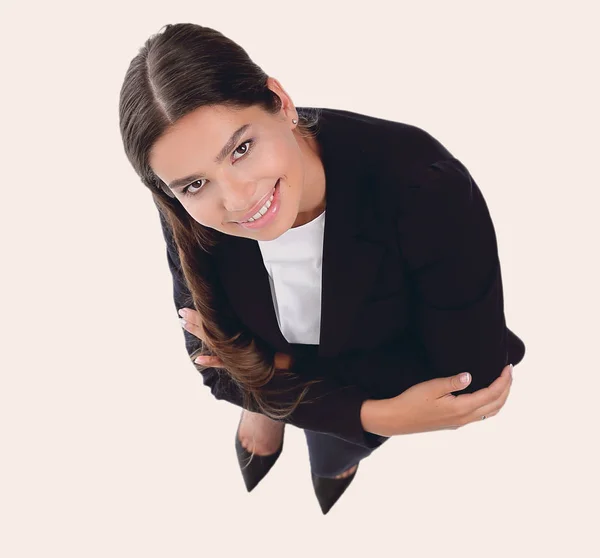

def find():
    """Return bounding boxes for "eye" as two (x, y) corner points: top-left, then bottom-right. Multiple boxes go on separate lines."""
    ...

(182, 179), (206, 197)
(232, 139), (253, 161)
(181, 139), (255, 197)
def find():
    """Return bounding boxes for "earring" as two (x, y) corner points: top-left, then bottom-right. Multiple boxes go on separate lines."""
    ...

(292, 118), (298, 125)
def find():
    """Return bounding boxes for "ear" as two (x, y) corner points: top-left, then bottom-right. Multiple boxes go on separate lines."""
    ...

(154, 179), (175, 198)
(160, 182), (176, 198)
(266, 76), (296, 122)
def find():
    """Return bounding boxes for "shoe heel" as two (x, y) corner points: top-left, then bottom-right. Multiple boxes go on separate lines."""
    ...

(235, 415), (284, 492)
(311, 462), (359, 515)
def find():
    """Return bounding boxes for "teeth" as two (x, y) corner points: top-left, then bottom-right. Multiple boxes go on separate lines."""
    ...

(244, 189), (275, 222)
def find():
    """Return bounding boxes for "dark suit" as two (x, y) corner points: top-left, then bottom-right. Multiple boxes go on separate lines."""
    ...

(157, 107), (526, 468)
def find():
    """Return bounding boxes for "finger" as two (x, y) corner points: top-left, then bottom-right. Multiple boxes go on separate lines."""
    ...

(179, 307), (204, 329)
(469, 370), (514, 421)
(465, 398), (505, 425)
(178, 308), (208, 341)
(454, 365), (513, 413)
(179, 317), (207, 342)
(458, 365), (513, 413)
(468, 401), (503, 424)
(194, 355), (223, 367)
(435, 372), (473, 398)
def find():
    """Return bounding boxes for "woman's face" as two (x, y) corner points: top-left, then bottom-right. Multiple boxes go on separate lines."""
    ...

(149, 78), (325, 240)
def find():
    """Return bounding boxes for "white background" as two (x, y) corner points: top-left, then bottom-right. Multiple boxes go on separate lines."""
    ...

(1, 0), (598, 556)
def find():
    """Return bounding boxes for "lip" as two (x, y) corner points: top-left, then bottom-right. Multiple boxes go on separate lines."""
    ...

(237, 179), (281, 230)
(234, 180), (279, 223)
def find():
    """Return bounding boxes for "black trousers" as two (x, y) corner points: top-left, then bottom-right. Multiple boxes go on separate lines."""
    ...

(304, 429), (391, 478)
(288, 343), (392, 478)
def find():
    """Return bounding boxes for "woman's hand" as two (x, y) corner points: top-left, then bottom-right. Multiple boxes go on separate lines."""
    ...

(363, 364), (514, 437)
(177, 307), (292, 370)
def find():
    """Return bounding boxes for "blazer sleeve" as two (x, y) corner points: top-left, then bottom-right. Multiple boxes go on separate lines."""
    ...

(154, 203), (384, 449)
(395, 157), (526, 393)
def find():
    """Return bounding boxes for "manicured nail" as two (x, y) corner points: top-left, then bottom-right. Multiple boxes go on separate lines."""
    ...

(179, 317), (187, 328)
(178, 309), (187, 317)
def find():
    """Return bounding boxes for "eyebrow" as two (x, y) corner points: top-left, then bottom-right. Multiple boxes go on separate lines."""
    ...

(167, 123), (252, 191)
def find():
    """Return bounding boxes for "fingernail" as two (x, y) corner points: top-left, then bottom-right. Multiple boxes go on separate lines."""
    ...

(460, 373), (470, 383)
(194, 356), (206, 364)
(179, 317), (187, 328)
(510, 364), (514, 377)
(178, 309), (187, 317)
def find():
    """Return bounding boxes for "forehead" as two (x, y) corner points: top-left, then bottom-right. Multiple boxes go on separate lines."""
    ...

(149, 104), (268, 176)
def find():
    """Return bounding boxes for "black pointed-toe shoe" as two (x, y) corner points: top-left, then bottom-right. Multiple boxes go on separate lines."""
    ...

(235, 415), (285, 493)
(311, 462), (360, 515)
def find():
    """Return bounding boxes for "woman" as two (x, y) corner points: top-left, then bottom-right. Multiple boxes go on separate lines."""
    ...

(118, 23), (526, 515)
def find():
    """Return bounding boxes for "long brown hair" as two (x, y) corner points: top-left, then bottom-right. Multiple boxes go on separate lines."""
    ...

(118, 23), (326, 432)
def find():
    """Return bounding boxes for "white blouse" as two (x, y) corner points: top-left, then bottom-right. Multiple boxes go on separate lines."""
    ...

(257, 210), (326, 345)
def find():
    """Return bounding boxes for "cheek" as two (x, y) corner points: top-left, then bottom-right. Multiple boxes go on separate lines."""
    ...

(258, 139), (295, 176)
(183, 201), (220, 227)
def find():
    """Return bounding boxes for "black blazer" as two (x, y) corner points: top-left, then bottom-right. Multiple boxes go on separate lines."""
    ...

(157, 107), (526, 450)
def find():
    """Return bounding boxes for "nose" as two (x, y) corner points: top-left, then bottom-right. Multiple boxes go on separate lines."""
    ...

(220, 178), (260, 214)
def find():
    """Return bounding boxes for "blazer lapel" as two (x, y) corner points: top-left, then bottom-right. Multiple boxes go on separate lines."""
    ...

(213, 108), (387, 359)
(214, 233), (290, 352)
(315, 110), (387, 357)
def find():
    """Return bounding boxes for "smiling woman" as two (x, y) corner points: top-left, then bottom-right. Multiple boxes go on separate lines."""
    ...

(118, 22), (525, 515)
(147, 90), (327, 235)
(118, 22), (367, 504)
(118, 22), (334, 446)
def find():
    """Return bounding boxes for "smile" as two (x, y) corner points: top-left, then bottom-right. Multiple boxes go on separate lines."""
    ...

(236, 179), (282, 230)
(240, 188), (276, 222)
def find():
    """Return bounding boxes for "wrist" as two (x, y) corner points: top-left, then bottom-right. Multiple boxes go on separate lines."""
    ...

(360, 398), (393, 437)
